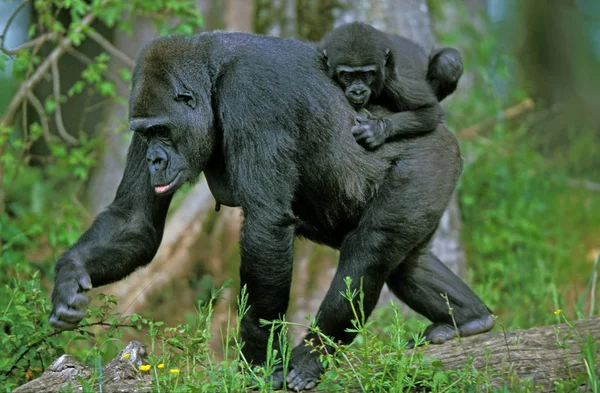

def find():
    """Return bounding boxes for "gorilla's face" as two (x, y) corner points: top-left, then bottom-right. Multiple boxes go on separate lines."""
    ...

(322, 48), (389, 109)
(129, 62), (214, 196)
(334, 65), (379, 108)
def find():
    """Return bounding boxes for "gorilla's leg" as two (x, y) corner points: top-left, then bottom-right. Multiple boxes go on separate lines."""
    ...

(427, 47), (463, 102)
(386, 250), (494, 346)
(285, 165), (443, 390)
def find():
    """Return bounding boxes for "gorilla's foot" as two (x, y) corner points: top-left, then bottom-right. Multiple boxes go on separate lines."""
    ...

(269, 369), (285, 390)
(285, 344), (326, 391)
(457, 313), (495, 338)
(409, 314), (495, 348)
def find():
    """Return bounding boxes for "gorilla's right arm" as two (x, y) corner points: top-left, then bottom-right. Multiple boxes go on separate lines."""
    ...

(50, 134), (172, 330)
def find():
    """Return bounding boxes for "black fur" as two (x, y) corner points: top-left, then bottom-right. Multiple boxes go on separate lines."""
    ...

(427, 47), (464, 102)
(49, 32), (492, 391)
(319, 22), (463, 150)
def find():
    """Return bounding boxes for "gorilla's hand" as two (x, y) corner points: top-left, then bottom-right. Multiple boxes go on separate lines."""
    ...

(49, 258), (92, 331)
(351, 116), (387, 150)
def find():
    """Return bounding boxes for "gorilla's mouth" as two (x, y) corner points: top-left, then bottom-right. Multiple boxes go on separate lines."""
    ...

(348, 97), (368, 108)
(154, 172), (183, 195)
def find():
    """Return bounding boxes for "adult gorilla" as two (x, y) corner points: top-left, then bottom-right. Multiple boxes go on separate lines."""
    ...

(49, 32), (493, 390)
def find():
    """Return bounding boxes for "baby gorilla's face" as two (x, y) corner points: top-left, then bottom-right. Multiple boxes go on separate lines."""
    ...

(334, 65), (379, 108)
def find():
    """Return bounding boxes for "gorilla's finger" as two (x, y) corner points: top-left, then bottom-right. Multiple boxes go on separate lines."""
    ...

(77, 273), (92, 291)
(49, 313), (80, 331)
(352, 126), (372, 139)
(53, 304), (87, 323)
(67, 292), (90, 308)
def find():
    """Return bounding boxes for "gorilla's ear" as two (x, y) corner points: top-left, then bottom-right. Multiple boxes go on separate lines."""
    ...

(322, 49), (330, 68)
(175, 90), (196, 109)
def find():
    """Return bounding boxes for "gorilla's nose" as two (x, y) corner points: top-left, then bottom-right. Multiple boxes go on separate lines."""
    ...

(147, 148), (168, 172)
(349, 87), (367, 97)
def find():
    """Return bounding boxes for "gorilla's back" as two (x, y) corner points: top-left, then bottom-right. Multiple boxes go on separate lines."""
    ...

(175, 32), (461, 246)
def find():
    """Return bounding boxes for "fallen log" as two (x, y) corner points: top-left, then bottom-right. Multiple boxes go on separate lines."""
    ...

(14, 317), (600, 392)
(404, 316), (600, 392)
(13, 341), (152, 393)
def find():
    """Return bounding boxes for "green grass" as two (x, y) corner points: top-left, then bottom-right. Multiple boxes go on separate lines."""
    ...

(458, 127), (600, 329)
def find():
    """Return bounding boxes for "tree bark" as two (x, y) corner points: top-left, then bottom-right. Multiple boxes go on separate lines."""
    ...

(13, 341), (152, 393)
(331, 0), (467, 311)
(15, 317), (600, 392)
(85, 19), (155, 215)
(405, 316), (600, 392)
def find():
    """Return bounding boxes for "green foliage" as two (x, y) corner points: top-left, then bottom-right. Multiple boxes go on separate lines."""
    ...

(438, 1), (600, 329)
(0, 0), (204, 390)
(1, 0), (598, 391)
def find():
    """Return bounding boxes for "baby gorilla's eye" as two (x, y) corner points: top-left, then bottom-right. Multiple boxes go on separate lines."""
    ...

(364, 71), (376, 83)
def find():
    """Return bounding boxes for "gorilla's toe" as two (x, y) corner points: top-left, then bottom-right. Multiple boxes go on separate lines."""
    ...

(287, 367), (318, 391)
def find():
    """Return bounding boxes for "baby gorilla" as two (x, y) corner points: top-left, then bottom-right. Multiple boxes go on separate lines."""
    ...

(320, 22), (463, 149)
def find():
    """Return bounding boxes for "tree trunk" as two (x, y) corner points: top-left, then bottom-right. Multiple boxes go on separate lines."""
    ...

(15, 317), (600, 392)
(85, 20), (155, 214)
(310, 0), (467, 311)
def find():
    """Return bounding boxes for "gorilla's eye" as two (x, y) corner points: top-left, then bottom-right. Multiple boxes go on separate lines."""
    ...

(149, 126), (170, 141)
(175, 92), (196, 108)
(365, 71), (376, 83)
(338, 71), (354, 85)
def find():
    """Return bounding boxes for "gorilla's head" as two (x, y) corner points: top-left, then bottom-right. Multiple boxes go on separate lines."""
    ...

(129, 37), (215, 195)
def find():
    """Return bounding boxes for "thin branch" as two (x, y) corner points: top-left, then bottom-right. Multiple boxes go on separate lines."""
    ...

(50, 58), (79, 145)
(6, 321), (137, 377)
(0, 0), (29, 47)
(2, 33), (58, 56)
(26, 90), (51, 145)
(565, 178), (600, 192)
(88, 30), (134, 68)
(0, 9), (100, 129)
(458, 98), (535, 141)
(6, 95), (31, 187)
(66, 46), (94, 64)
(66, 47), (122, 85)
(21, 92), (28, 147)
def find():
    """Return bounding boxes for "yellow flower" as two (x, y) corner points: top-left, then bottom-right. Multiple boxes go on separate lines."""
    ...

(554, 309), (562, 315)
(170, 369), (180, 375)
(122, 353), (131, 359)
(139, 364), (151, 371)
(157, 363), (165, 369)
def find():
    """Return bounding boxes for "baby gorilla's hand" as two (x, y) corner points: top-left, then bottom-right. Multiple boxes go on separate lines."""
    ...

(351, 116), (387, 150)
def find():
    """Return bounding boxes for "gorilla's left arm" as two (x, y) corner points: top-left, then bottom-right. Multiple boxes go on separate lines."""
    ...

(49, 134), (173, 331)
(353, 75), (443, 149)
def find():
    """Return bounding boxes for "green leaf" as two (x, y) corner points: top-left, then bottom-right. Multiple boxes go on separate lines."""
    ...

(44, 98), (56, 114)
(431, 360), (444, 368)
(0, 53), (8, 72)
(68, 81), (85, 97)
